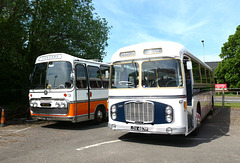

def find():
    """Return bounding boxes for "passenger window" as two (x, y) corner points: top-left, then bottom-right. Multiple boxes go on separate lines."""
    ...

(207, 70), (211, 83)
(100, 66), (110, 88)
(210, 72), (215, 84)
(201, 66), (206, 83)
(192, 61), (201, 83)
(88, 66), (102, 88)
(76, 65), (87, 88)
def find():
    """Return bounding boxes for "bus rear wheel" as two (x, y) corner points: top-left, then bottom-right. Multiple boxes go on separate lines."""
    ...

(94, 107), (104, 125)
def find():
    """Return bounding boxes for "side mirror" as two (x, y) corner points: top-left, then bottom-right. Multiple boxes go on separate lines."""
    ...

(186, 61), (192, 70)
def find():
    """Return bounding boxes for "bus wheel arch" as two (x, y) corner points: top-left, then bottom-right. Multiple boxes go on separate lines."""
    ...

(197, 102), (201, 117)
(93, 104), (106, 124)
(191, 102), (201, 136)
(196, 102), (201, 127)
(209, 96), (214, 115)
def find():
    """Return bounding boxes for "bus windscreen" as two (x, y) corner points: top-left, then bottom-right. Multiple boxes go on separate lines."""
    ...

(31, 61), (73, 89)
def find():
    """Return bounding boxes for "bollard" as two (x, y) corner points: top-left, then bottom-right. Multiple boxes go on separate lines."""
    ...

(1, 109), (6, 127)
(222, 89), (225, 109)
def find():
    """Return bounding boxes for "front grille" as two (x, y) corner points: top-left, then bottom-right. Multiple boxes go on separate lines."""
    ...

(124, 101), (154, 123)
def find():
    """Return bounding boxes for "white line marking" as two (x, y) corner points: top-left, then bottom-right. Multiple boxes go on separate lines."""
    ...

(0, 127), (31, 138)
(12, 127), (31, 133)
(76, 139), (121, 151)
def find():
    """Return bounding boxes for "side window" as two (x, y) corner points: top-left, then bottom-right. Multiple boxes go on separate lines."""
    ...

(210, 71), (214, 84)
(88, 66), (102, 88)
(201, 66), (206, 83)
(100, 65), (110, 88)
(192, 60), (201, 83)
(76, 65), (87, 89)
(207, 70), (211, 83)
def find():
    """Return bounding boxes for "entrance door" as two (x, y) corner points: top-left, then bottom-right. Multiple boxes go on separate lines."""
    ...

(75, 64), (90, 120)
(184, 57), (194, 135)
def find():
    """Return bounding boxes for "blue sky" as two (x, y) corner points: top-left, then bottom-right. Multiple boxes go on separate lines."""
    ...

(92, 0), (240, 63)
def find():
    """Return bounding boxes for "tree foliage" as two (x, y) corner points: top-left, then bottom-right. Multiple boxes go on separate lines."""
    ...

(0, 0), (111, 106)
(215, 25), (240, 88)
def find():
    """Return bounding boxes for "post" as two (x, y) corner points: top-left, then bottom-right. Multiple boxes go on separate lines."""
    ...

(222, 88), (225, 108)
(201, 40), (205, 62)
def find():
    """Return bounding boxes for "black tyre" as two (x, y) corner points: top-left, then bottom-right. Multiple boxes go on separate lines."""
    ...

(94, 107), (104, 125)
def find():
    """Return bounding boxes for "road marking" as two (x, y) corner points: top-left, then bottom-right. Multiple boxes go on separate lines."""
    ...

(0, 127), (31, 138)
(12, 127), (31, 133)
(76, 139), (121, 151)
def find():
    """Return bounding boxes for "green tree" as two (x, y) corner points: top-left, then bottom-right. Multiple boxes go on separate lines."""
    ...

(28, 0), (111, 62)
(0, 0), (30, 105)
(215, 25), (240, 88)
(0, 0), (111, 107)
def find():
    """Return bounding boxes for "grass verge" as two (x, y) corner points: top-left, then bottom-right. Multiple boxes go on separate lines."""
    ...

(215, 102), (240, 108)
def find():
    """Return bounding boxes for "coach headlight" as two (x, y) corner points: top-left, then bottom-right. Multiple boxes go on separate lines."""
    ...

(60, 102), (67, 108)
(111, 105), (117, 120)
(30, 102), (34, 107)
(33, 102), (38, 108)
(165, 106), (173, 123)
(55, 102), (61, 108)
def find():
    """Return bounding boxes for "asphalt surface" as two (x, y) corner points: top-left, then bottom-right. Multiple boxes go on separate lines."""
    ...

(0, 107), (240, 163)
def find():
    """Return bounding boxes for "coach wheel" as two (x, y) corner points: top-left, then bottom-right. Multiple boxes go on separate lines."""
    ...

(94, 107), (104, 125)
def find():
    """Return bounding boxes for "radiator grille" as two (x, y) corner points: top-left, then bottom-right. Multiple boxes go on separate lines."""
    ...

(124, 101), (154, 123)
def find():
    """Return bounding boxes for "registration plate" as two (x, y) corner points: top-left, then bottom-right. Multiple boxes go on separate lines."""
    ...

(130, 126), (148, 132)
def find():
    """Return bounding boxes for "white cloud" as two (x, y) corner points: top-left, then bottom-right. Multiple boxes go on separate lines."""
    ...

(93, 0), (240, 63)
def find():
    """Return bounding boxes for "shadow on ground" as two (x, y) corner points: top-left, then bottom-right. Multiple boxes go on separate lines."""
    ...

(119, 107), (230, 147)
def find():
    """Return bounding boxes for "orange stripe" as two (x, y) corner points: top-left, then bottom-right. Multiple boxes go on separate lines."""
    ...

(69, 100), (108, 116)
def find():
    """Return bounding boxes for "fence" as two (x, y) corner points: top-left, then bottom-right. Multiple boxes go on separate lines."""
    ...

(215, 88), (240, 108)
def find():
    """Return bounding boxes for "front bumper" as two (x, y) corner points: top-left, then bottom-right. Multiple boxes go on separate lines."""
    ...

(31, 115), (75, 122)
(108, 122), (186, 135)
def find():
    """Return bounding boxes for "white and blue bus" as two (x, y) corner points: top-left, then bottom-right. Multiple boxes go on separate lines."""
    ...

(108, 41), (215, 135)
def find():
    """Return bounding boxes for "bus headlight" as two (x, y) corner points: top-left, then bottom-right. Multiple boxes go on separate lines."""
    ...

(33, 102), (38, 108)
(55, 102), (61, 108)
(30, 101), (38, 108)
(60, 102), (67, 108)
(165, 106), (173, 123)
(30, 102), (34, 107)
(111, 105), (117, 120)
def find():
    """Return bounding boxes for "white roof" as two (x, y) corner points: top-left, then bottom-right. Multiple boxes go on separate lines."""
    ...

(35, 53), (78, 64)
(35, 53), (109, 66)
(111, 41), (188, 63)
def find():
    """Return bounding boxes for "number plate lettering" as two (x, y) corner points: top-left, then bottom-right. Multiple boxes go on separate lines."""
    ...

(131, 126), (148, 132)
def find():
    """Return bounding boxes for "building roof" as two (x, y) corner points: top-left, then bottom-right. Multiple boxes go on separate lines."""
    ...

(205, 61), (220, 72)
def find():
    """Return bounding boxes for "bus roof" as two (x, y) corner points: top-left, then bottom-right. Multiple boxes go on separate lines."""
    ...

(111, 41), (212, 71)
(35, 53), (109, 66)
(111, 41), (187, 62)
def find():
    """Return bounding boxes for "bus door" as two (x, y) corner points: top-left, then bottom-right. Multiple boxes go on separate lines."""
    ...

(184, 60), (195, 135)
(87, 66), (102, 119)
(75, 64), (90, 120)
